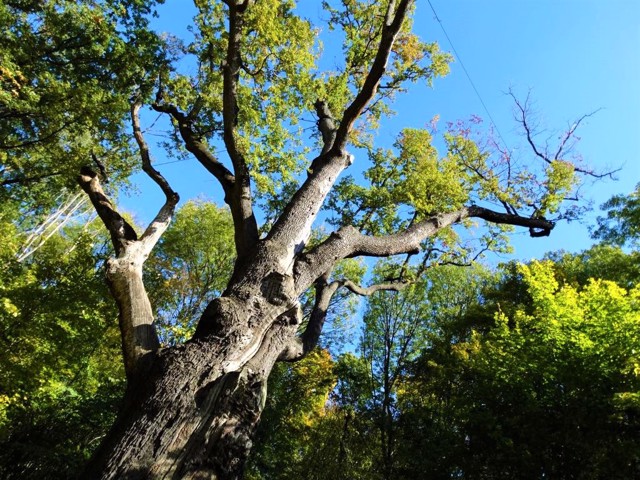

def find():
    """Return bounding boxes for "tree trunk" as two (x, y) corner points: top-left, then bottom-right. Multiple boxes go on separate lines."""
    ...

(85, 312), (295, 480)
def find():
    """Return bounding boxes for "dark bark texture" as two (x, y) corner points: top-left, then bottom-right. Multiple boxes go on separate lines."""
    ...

(85, 322), (291, 480)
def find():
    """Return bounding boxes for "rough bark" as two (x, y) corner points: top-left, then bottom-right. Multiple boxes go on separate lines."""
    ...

(84, 253), (302, 479)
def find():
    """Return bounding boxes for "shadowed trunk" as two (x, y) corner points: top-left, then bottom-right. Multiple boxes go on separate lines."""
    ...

(85, 308), (296, 480)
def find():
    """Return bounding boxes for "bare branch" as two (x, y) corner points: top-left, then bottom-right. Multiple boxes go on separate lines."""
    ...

(553, 109), (600, 160)
(510, 89), (618, 179)
(132, 102), (177, 200)
(131, 102), (180, 254)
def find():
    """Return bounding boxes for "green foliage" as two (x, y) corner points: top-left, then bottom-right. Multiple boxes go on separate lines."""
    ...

(250, 237), (640, 479)
(397, 129), (471, 217)
(322, 0), (451, 133)
(249, 350), (382, 480)
(0, 1), (625, 477)
(165, 0), (320, 200)
(0, 219), (123, 479)
(399, 259), (640, 479)
(0, 0), (167, 214)
(327, 112), (585, 267)
(539, 160), (576, 216)
(328, 127), (472, 236)
(247, 349), (338, 480)
(546, 244), (640, 290)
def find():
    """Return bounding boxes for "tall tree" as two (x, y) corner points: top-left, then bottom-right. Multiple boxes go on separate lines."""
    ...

(2, 1), (608, 478)
(360, 264), (490, 479)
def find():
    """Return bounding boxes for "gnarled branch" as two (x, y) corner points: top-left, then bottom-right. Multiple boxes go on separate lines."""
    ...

(336, 278), (408, 297)
(294, 205), (554, 293)
(152, 99), (258, 257)
(314, 100), (337, 157)
(77, 166), (160, 379)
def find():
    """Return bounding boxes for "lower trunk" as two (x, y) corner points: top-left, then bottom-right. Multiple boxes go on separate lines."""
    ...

(85, 318), (295, 480)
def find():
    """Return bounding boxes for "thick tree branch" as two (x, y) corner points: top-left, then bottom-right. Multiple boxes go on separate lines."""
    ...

(78, 166), (160, 379)
(294, 205), (554, 293)
(299, 274), (338, 358)
(152, 100), (258, 257)
(278, 272), (338, 361)
(265, 0), (412, 264)
(337, 279), (408, 297)
(314, 100), (337, 157)
(220, 0), (260, 257)
(279, 273), (408, 362)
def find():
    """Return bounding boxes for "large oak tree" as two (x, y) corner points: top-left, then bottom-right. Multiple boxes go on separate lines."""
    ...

(2, 0), (607, 478)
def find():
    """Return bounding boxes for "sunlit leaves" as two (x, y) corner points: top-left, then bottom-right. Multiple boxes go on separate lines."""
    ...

(0, 0), (167, 209)
(399, 129), (470, 217)
(539, 160), (576, 215)
(167, 0), (321, 200)
(321, 0), (451, 139)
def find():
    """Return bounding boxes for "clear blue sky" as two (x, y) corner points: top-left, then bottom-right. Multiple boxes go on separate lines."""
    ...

(123, 0), (640, 262)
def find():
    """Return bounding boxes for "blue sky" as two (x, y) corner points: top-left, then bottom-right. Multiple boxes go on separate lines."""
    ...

(123, 0), (640, 262)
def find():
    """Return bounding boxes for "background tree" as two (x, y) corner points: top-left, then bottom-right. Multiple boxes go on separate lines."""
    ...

(397, 254), (640, 478)
(357, 263), (489, 479)
(592, 183), (640, 248)
(145, 200), (236, 344)
(0, 219), (123, 478)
